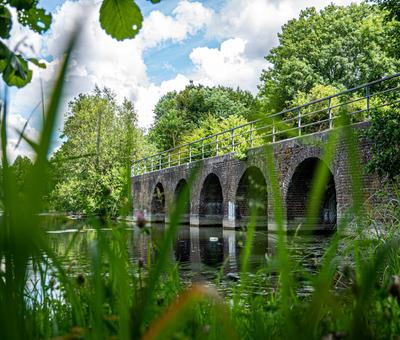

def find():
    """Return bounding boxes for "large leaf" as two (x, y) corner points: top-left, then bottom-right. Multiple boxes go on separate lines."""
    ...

(9, 0), (36, 10)
(99, 0), (143, 41)
(0, 42), (32, 87)
(17, 7), (52, 33)
(0, 5), (12, 39)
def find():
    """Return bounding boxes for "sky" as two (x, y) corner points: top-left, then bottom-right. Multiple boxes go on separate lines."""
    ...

(3, 0), (361, 160)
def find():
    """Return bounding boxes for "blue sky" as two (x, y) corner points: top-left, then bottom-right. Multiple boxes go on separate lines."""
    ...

(6, 0), (360, 160)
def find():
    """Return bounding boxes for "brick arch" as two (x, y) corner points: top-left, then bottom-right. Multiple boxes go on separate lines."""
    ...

(235, 165), (268, 229)
(199, 172), (224, 226)
(284, 155), (337, 233)
(173, 178), (190, 223)
(150, 182), (166, 222)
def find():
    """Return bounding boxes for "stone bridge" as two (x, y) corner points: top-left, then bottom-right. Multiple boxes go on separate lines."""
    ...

(132, 123), (379, 232)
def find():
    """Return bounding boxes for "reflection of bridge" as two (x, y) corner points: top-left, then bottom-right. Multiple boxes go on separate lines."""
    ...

(132, 75), (398, 231)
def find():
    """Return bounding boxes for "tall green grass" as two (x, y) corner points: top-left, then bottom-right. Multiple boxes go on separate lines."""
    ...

(0, 33), (400, 340)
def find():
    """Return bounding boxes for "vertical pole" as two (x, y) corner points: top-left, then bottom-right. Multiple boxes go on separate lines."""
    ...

(189, 144), (192, 163)
(151, 158), (154, 172)
(168, 152), (171, 168)
(250, 122), (253, 148)
(366, 84), (370, 118)
(216, 135), (219, 156)
(328, 97), (333, 129)
(231, 129), (235, 153)
(159, 154), (162, 169)
(298, 108), (301, 136)
(202, 140), (204, 159)
(178, 147), (181, 165)
(272, 119), (276, 143)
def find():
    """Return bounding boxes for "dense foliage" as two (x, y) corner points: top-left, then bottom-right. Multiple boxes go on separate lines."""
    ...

(258, 3), (400, 114)
(49, 87), (154, 217)
(149, 84), (258, 151)
(366, 105), (400, 180)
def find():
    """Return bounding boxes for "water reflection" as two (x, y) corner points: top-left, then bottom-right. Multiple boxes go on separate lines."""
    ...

(44, 219), (332, 293)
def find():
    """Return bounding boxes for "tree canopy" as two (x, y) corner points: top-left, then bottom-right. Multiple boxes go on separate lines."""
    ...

(149, 84), (258, 151)
(49, 87), (155, 216)
(258, 3), (400, 114)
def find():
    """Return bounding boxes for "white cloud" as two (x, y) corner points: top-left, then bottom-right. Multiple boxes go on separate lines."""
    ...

(189, 38), (265, 92)
(137, 0), (212, 49)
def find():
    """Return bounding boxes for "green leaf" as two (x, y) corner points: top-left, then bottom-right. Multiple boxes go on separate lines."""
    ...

(0, 5), (12, 39)
(0, 43), (33, 88)
(28, 57), (46, 69)
(9, 0), (36, 10)
(99, 0), (143, 41)
(18, 7), (52, 34)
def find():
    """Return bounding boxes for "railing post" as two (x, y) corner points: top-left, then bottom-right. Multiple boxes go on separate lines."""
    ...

(366, 84), (370, 117)
(231, 129), (235, 153)
(178, 147), (181, 165)
(250, 123), (253, 148)
(189, 144), (192, 163)
(168, 152), (171, 168)
(328, 97), (333, 129)
(159, 154), (162, 169)
(202, 140), (204, 159)
(297, 108), (301, 136)
(272, 119), (276, 143)
(216, 135), (219, 156)
(151, 158), (154, 172)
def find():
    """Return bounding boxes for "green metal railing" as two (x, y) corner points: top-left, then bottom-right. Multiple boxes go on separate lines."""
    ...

(132, 73), (400, 176)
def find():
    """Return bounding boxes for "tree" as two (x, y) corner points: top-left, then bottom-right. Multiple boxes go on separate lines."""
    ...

(149, 84), (258, 151)
(11, 155), (33, 195)
(49, 87), (154, 217)
(365, 105), (400, 181)
(179, 114), (260, 160)
(258, 3), (400, 114)
(371, 0), (400, 21)
(370, 0), (400, 56)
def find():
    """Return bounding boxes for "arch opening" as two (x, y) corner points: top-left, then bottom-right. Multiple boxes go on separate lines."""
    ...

(286, 158), (337, 233)
(235, 166), (268, 229)
(174, 179), (190, 224)
(199, 173), (223, 226)
(150, 182), (165, 222)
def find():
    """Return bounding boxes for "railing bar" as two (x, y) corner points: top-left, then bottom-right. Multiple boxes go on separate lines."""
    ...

(369, 85), (400, 98)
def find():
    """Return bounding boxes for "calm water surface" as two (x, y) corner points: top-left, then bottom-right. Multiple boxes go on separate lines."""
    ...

(44, 218), (332, 296)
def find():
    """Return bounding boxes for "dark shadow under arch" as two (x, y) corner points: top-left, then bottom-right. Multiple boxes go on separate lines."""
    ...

(151, 182), (165, 222)
(199, 173), (223, 226)
(235, 166), (268, 229)
(286, 157), (337, 233)
(174, 179), (190, 224)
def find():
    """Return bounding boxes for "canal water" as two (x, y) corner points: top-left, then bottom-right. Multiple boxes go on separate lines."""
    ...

(44, 217), (332, 296)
